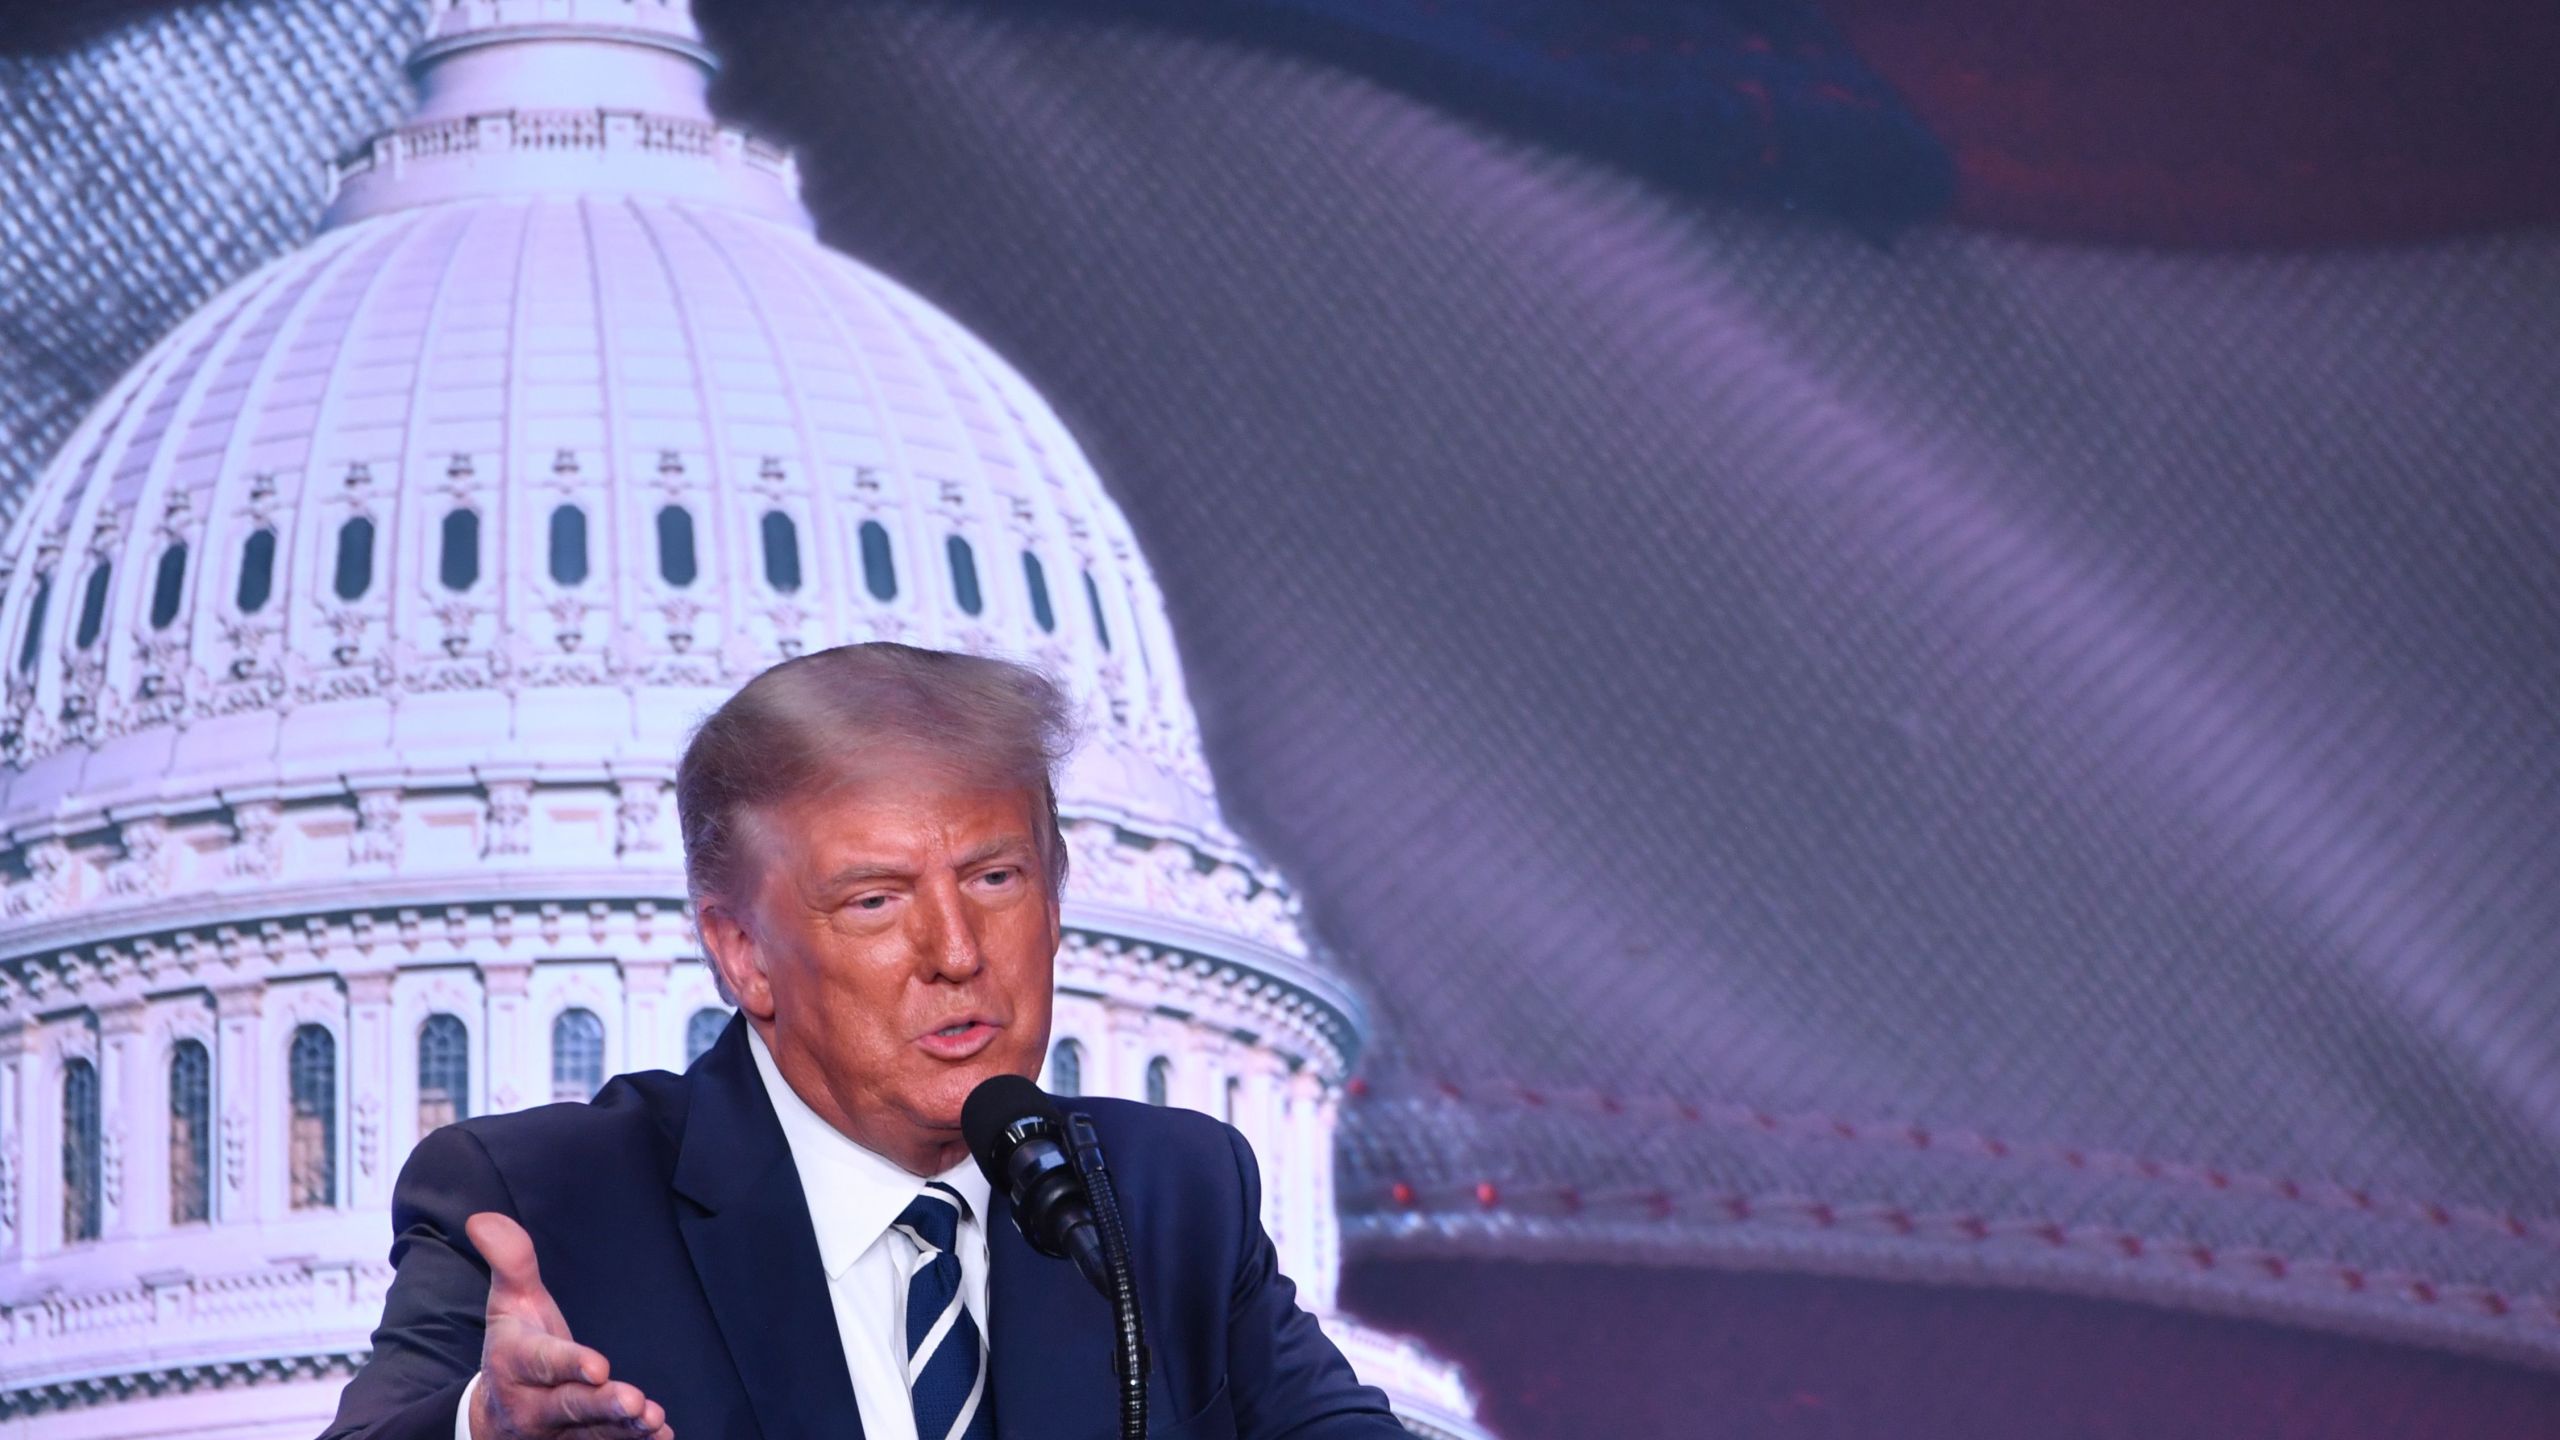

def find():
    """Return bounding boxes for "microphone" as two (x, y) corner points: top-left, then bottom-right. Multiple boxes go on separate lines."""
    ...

(964, 1073), (1151, 1439)
(962, 1074), (1110, 1295)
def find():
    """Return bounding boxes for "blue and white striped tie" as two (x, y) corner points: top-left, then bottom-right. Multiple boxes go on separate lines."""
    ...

(894, 1182), (994, 1440)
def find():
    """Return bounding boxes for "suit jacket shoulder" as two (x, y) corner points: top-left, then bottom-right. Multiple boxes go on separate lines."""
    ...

(1047, 1095), (1406, 1440)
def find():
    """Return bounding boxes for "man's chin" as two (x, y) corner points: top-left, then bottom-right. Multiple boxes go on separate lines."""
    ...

(912, 1057), (1023, 1123)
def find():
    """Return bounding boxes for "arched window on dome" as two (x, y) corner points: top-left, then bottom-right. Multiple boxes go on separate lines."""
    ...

(62, 1057), (102, 1242)
(549, 504), (589, 587)
(947, 535), (983, 616)
(333, 516), (375, 601)
(552, 1009), (606, 1102)
(1083, 570), (1112, 652)
(13, 575), (48, 675)
(289, 1024), (337, 1210)
(1145, 1056), (1172, 1108)
(1022, 551), (1055, 633)
(685, 1008), (729, 1066)
(169, 1039), (212, 1225)
(859, 520), (897, 601)
(236, 528), (277, 613)
(419, 1014), (470, 1133)
(655, 506), (698, 588)
(758, 511), (802, 594)
(1224, 1076), (1241, 1125)
(73, 562), (112, 649)
(439, 509), (480, 591)
(1048, 1038), (1083, 1098)
(150, 543), (188, 630)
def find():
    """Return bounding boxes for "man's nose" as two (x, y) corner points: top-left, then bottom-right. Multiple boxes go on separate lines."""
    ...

(915, 878), (984, 979)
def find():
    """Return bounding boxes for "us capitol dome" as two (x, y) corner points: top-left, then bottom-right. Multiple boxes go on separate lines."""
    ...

(0, 4), (1489, 1436)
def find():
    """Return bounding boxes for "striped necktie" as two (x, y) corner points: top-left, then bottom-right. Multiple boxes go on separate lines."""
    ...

(894, 1181), (994, 1440)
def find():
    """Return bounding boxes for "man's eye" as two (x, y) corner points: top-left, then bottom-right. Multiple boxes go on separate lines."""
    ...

(981, 868), (1016, 886)
(851, 894), (891, 911)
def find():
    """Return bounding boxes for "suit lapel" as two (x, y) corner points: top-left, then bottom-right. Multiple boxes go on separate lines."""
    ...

(986, 1189), (1119, 1439)
(673, 1018), (866, 1440)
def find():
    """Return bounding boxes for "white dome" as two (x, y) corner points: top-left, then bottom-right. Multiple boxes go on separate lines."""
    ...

(0, 150), (1220, 849)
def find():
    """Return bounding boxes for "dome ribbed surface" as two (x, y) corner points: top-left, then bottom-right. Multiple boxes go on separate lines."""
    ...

(0, 192), (1220, 841)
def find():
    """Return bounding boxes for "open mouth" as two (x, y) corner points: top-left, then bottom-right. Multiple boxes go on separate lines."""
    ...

(917, 1018), (999, 1059)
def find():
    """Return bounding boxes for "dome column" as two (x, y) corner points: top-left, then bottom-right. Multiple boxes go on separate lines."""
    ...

(96, 1000), (148, 1240)
(623, 958), (672, 1073)
(0, 1022), (25, 1260)
(1308, 1081), (1344, 1313)
(1280, 1068), (1326, 1304)
(480, 956), (536, 1114)
(1104, 1004), (1145, 1104)
(212, 982), (265, 1225)
(1233, 1055), (1285, 1234)
(346, 972), (398, 1211)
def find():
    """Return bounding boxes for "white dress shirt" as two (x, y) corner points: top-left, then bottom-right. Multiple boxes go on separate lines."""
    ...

(455, 1027), (994, 1440)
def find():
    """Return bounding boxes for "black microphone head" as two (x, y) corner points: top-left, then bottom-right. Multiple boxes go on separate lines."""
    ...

(962, 1072), (1064, 1176)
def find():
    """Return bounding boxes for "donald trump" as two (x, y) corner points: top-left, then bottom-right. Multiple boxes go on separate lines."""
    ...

(321, 641), (1404, 1440)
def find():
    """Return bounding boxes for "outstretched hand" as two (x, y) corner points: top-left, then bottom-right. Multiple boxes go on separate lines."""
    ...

(466, 1212), (674, 1440)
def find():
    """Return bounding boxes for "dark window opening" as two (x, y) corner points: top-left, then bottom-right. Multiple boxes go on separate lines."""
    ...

(150, 544), (188, 629)
(332, 517), (375, 601)
(552, 1009), (606, 1101)
(655, 506), (697, 588)
(289, 1025), (337, 1209)
(15, 576), (49, 674)
(439, 510), (479, 591)
(170, 1040), (212, 1224)
(236, 529), (276, 613)
(550, 505), (589, 586)
(74, 563), (112, 649)
(1084, 571), (1112, 652)
(859, 520), (897, 601)
(63, 1058), (101, 1241)
(419, 1014), (471, 1133)
(686, 1008), (729, 1066)
(760, 511), (801, 593)
(1023, 552), (1055, 633)
(947, 535), (982, 616)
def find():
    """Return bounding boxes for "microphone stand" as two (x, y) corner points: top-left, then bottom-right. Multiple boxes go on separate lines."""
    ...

(1068, 1113), (1147, 1440)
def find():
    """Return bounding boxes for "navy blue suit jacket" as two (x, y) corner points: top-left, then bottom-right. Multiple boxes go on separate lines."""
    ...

(319, 1017), (1404, 1440)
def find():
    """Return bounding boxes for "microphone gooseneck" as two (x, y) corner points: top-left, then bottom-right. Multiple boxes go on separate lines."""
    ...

(962, 1073), (1149, 1440)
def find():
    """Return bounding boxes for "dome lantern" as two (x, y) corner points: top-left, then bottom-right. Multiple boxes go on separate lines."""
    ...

(325, 0), (799, 229)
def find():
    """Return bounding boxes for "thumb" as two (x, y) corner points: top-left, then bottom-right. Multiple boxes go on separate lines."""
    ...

(467, 1211), (567, 1331)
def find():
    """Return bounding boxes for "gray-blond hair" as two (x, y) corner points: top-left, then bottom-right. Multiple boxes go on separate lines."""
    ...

(675, 642), (1075, 924)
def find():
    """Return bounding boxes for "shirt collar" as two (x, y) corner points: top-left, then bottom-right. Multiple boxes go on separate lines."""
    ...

(745, 1024), (994, 1281)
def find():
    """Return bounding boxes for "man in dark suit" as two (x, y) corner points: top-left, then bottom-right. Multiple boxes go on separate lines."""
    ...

(320, 643), (1405, 1440)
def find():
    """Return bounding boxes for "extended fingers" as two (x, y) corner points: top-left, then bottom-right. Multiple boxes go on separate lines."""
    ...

(545, 1380), (671, 1437)
(501, 1330), (610, 1388)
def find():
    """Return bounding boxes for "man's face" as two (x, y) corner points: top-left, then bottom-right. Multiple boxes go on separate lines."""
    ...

(702, 753), (1059, 1174)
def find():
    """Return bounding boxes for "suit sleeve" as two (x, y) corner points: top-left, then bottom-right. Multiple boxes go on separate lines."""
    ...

(1219, 1125), (1410, 1439)
(315, 1122), (510, 1440)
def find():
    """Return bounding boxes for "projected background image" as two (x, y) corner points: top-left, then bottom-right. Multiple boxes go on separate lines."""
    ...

(3, 2), (2558, 1437)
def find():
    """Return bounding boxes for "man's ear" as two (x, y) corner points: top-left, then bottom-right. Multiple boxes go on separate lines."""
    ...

(696, 899), (776, 1020)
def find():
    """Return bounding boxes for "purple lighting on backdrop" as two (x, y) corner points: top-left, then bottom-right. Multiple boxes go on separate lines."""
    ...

(2, 0), (2558, 1437)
